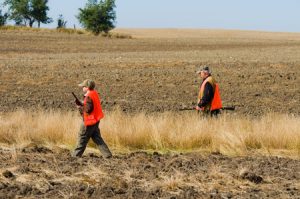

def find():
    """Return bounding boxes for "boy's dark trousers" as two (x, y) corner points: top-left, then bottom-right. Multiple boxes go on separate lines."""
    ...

(73, 121), (112, 158)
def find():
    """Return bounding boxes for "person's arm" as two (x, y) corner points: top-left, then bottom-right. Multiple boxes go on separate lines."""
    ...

(83, 96), (94, 114)
(198, 83), (214, 108)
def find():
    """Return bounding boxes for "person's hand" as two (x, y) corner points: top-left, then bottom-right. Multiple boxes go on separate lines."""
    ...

(196, 106), (201, 111)
(74, 99), (82, 106)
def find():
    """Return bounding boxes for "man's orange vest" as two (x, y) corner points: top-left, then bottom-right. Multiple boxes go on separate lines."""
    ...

(83, 90), (104, 126)
(199, 76), (222, 111)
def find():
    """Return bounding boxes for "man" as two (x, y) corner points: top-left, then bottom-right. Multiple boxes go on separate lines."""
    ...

(196, 66), (222, 116)
(73, 79), (112, 158)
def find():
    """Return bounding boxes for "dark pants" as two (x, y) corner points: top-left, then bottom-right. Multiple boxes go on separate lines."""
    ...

(210, 109), (221, 117)
(201, 109), (221, 117)
(73, 121), (112, 158)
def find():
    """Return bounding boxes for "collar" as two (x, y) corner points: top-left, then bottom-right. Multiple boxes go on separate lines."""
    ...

(202, 74), (211, 81)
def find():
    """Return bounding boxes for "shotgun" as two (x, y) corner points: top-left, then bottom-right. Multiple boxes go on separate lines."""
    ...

(179, 106), (236, 111)
(72, 92), (83, 106)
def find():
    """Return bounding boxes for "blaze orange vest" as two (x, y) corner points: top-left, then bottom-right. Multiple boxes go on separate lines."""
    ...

(199, 76), (222, 111)
(83, 90), (104, 126)
(210, 83), (222, 110)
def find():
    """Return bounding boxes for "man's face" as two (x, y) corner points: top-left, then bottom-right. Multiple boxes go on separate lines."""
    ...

(199, 71), (207, 79)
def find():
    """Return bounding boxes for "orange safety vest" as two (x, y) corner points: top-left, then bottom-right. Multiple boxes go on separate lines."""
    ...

(83, 90), (104, 126)
(199, 76), (222, 111)
(211, 83), (222, 110)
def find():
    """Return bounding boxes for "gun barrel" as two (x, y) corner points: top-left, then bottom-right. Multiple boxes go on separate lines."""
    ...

(179, 108), (195, 111)
(72, 92), (79, 100)
(179, 106), (235, 111)
(72, 92), (83, 106)
(221, 106), (235, 111)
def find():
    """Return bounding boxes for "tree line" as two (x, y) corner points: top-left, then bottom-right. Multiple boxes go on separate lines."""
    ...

(0, 0), (116, 35)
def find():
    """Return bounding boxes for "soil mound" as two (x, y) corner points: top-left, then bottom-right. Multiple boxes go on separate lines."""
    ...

(0, 147), (299, 198)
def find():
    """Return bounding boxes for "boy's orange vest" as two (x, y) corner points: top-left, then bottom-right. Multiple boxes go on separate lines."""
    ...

(83, 90), (104, 126)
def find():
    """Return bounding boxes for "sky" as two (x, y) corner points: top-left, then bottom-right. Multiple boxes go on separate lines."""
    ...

(2, 0), (300, 32)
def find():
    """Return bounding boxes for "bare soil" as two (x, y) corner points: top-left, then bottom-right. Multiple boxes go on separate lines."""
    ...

(0, 29), (299, 115)
(0, 145), (299, 199)
(0, 29), (300, 198)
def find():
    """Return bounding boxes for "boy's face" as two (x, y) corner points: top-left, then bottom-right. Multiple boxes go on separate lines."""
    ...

(82, 86), (88, 93)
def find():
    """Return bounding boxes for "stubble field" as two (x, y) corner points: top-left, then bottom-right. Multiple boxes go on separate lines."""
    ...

(0, 28), (300, 198)
(1, 28), (299, 115)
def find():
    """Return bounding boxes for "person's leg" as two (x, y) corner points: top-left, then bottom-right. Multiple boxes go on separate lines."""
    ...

(91, 122), (112, 158)
(73, 122), (92, 157)
(210, 109), (221, 117)
(200, 109), (210, 117)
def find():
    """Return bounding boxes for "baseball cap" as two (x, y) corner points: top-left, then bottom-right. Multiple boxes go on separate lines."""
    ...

(78, 79), (96, 89)
(197, 65), (211, 74)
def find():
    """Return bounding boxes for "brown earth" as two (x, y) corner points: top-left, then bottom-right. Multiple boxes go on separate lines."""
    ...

(0, 145), (299, 199)
(0, 29), (299, 115)
(0, 29), (300, 198)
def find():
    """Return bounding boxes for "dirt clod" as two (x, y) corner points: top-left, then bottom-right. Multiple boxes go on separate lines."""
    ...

(22, 144), (53, 154)
(0, 147), (298, 198)
(239, 168), (263, 184)
(2, 170), (14, 179)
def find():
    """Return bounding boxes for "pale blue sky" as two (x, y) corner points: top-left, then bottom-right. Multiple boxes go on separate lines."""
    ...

(2, 0), (300, 32)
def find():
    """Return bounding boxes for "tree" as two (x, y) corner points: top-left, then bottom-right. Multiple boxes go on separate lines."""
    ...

(57, 14), (67, 29)
(0, 9), (9, 26)
(31, 0), (52, 28)
(77, 0), (116, 35)
(4, 0), (52, 27)
(4, 0), (30, 26)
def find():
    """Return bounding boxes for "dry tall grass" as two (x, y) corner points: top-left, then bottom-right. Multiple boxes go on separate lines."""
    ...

(0, 109), (299, 156)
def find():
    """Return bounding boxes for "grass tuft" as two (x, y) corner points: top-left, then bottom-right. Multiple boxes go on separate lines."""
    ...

(0, 109), (299, 156)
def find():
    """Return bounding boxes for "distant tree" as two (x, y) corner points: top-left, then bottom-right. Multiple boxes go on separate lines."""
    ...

(77, 0), (116, 35)
(0, 9), (9, 26)
(4, 0), (30, 26)
(57, 14), (67, 28)
(4, 0), (52, 27)
(31, 0), (52, 28)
